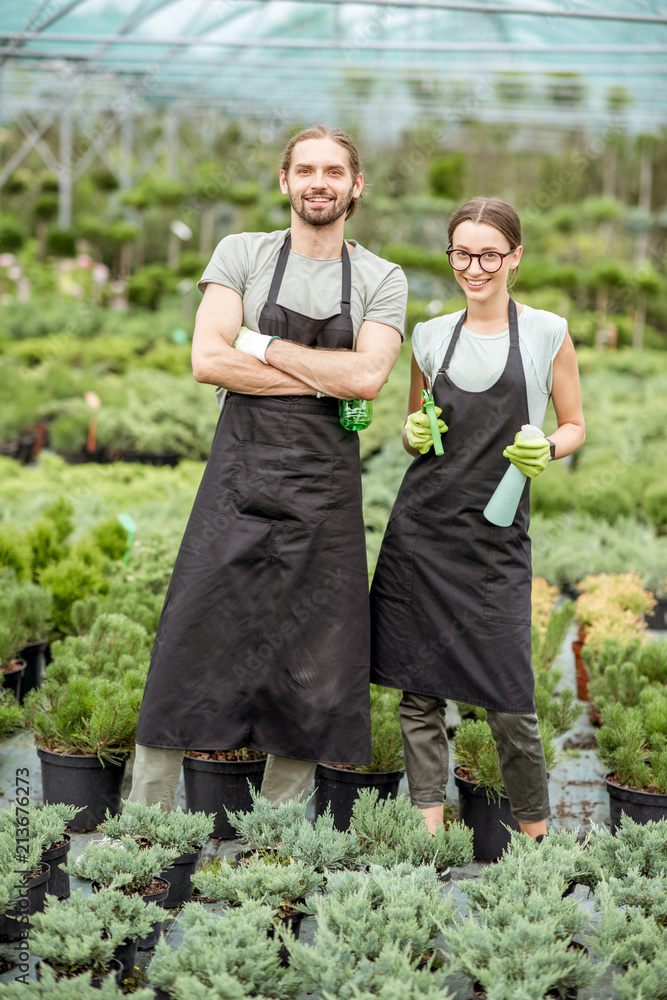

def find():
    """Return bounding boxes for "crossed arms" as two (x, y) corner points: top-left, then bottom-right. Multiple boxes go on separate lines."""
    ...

(191, 282), (402, 400)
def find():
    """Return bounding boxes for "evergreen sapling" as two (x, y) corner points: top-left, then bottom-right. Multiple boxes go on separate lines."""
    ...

(64, 836), (177, 893)
(191, 856), (323, 915)
(99, 799), (214, 855)
(0, 963), (155, 999)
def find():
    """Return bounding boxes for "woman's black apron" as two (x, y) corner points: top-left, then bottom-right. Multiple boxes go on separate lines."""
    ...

(136, 234), (372, 764)
(370, 299), (535, 714)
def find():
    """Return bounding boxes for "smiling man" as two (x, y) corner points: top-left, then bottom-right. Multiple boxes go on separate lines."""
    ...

(129, 124), (408, 811)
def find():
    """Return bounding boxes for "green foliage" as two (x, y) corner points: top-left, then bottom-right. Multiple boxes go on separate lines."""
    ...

(428, 154), (465, 199)
(99, 800), (214, 855)
(46, 227), (77, 258)
(597, 868), (667, 925)
(532, 600), (575, 672)
(150, 899), (299, 999)
(127, 264), (178, 310)
(24, 519), (68, 582)
(0, 687), (24, 739)
(574, 815), (667, 890)
(0, 569), (52, 648)
(0, 526), (31, 580)
(0, 963), (155, 998)
(0, 801), (77, 851)
(592, 879), (666, 968)
(89, 518), (127, 561)
(613, 953), (667, 1000)
(191, 856), (324, 914)
(225, 785), (308, 847)
(358, 685), (404, 773)
(350, 787), (473, 869)
(596, 702), (667, 793)
(38, 556), (108, 636)
(0, 826), (44, 914)
(453, 718), (560, 797)
(65, 836), (177, 893)
(0, 214), (26, 252)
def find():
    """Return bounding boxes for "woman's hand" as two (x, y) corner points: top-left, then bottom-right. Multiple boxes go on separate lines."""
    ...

(503, 432), (551, 478)
(405, 408), (448, 454)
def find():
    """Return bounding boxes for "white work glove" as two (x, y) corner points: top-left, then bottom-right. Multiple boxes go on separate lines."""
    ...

(232, 326), (280, 364)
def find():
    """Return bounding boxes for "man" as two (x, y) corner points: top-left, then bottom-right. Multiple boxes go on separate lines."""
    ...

(129, 124), (407, 810)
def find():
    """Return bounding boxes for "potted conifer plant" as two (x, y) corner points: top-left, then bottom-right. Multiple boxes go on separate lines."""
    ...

(0, 570), (53, 702)
(0, 964), (155, 999)
(595, 698), (667, 831)
(452, 718), (560, 860)
(99, 800), (215, 907)
(30, 887), (164, 982)
(149, 899), (300, 1000)
(0, 828), (50, 942)
(314, 684), (404, 831)
(0, 687), (24, 741)
(0, 801), (78, 900)
(23, 614), (150, 831)
(64, 836), (176, 950)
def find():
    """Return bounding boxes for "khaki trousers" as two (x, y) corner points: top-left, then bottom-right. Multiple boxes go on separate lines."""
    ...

(399, 691), (551, 824)
(128, 745), (316, 812)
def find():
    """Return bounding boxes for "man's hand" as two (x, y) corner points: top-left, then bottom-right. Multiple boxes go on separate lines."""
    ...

(503, 432), (550, 478)
(405, 408), (448, 454)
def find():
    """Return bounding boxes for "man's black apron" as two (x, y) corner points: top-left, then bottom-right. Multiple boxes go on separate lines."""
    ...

(370, 299), (535, 714)
(136, 234), (372, 764)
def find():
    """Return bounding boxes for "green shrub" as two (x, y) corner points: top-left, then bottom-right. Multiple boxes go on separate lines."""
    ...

(127, 264), (177, 310)
(191, 856), (323, 915)
(99, 800), (214, 855)
(644, 482), (667, 532)
(0, 964), (153, 998)
(350, 787), (473, 869)
(45, 227), (76, 258)
(0, 526), (31, 580)
(149, 900), (300, 1000)
(0, 214), (26, 252)
(65, 836), (176, 893)
(591, 879), (666, 968)
(0, 801), (78, 851)
(596, 702), (667, 794)
(24, 519), (68, 581)
(358, 684), (404, 773)
(428, 153), (465, 199)
(30, 899), (117, 978)
(613, 954), (667, 1000)
(0, 826), (43, 915)
(89, 518), (128, 561)
(38, 556), (108, 636)
(0, 688), (24, 739)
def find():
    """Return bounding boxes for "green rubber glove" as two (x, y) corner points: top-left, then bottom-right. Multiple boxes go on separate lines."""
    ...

(503, 431), (551, 478)
(405, 408), (448, 454)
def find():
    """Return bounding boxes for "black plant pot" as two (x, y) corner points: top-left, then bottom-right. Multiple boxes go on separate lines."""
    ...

(453, 767), (520, 861)
(0, 862), (51, 942)
(159, 849), (201, 908)
(268, 908), (306, 966)
(113, 936), (138, 980)
(605, 772), (667, 834)
(314, 763), (404, 832)
(37, 746), (128, 832)
(2, 659), (26, 701)
(646, 596), (667, 630)
(136, 878), (170, 951)
(182, 755), (267, 839)
(153, 989), (171, 1000)
(17, 640), (48, 702)
(42, 834), (71, 899)
(37, 957), (123, 988)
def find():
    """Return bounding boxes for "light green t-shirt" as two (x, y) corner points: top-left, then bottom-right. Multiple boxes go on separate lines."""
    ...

(412, 305), (568, 427)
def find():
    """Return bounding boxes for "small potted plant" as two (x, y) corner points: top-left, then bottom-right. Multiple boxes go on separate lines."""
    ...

(572, 813), (667, 891)
(314, 684), (404, 831)
(0, 801), (78, 900)
(0, 828), (50, 942)
(226, 785), (363, 874)
(0, 687), (24, 741)
(452, 717), (560, 860)
(0, 570), (53, 702)
(182, 746), (267, 839)
(595, 699), (667, 831)
(0, 963), (155, 998)
(349, 787), (473, 875)
(149, 899), (300, 1000)
(23, 613), (150, 831)
(65, 836), (176, 950)
(30, 887), (164, 982)
(591, 880), (667, 998)
(191, 855), (323, 942)
(99, 800), (215, 907)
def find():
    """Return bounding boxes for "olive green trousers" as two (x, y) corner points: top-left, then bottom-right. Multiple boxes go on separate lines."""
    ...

(399, 691), (551, 823)
(128, 744), (316, 812)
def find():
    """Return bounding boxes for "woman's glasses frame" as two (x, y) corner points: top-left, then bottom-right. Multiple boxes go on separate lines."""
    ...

(446, 247), (516, 273)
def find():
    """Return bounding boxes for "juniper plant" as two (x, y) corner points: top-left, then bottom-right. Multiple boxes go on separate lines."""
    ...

(304, 863), (455, 963)
(599, 868), (667, 924)
(442, 910), (603, 1000)
(0, 826), (43, 914)
(350, 788), (473, 869)
(29, 900), (117, 978)
(0, 801), (78, 851)
(612, 953), (667, 1000)
(0, 687), (24, 739)
(191, 856), (323, 915)
(99, 800), (214, 855)
(0, 964), (155, 999)
(64, 836), (177, 893)
(573, 815), (667, 889)
(149, 900), (299, 1000)
(30, 886), (164, 952)
(590, 879), (666, 968)
(225, 785), (307, 849)
(290, 939), (452, 1000)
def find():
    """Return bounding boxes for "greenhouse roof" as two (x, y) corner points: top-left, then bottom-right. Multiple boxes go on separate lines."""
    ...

(0, 0), (666, 137)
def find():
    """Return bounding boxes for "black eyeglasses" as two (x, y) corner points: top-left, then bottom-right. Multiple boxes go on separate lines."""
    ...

(446, 248), (516, 273)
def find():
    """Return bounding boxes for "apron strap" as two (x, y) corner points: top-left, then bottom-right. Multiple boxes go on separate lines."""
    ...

(266, 231), (351, 316)
(436, 298), (518, 375)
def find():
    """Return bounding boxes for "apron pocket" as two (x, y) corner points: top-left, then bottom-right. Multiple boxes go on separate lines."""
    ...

(231, 440), (334, 528)
(371, 508), (420, 607)
(483, 524), (532, 625)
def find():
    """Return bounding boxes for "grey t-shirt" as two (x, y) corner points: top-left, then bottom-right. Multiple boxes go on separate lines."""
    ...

(412, 305), (568, 428)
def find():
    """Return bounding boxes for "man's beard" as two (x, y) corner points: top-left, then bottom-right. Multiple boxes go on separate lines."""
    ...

(287, 183), (355, 227)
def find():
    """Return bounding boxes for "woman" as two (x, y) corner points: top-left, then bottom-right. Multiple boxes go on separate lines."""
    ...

(370, 198), (585, 838)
